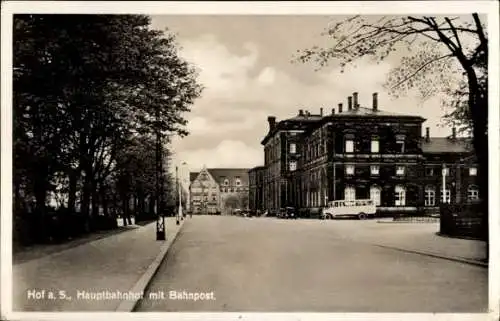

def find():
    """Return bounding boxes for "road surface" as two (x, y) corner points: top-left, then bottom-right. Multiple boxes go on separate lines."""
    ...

(135, 215), (487, 313)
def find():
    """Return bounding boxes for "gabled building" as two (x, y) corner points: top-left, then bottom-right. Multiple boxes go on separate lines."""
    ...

(189, 167), (250, 214)
(256, 92), (479, 216)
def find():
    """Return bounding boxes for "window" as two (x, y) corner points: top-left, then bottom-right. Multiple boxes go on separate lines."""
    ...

(370, 165), (380, 175)
(290, 143), (297, 154)
(345, 139), (354, 153)
(442, 167), (449, 176)
(229, 188), (233, 193)
(345, 165), (355, 175)
(344, 186), (356, 201)
(289, 161), (297, 171)
(370, 186), (381, 206)
(396, 166), (405, 176)
(467, 185), (479, 201)
(395, 185), (406, 206)
(469, 167), (477, 176)
(440, 188), (451, 204)
(212, 196), (216, 201)
(396, 141), (405, 153)
(425, 167), (434, 176)
(235, 177), (241, 186)
(224, 179), (229, 186)
(371, 139), (379, 153)
(424, 186), (436, 207)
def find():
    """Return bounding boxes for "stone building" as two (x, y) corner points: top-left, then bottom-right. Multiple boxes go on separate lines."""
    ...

(255, 92), (479, 216)
(189, 167), (249, 214)
(248, 166), (265, 212)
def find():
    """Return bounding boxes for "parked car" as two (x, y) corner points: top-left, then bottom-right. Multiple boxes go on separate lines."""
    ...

(279, 207), (297, 219)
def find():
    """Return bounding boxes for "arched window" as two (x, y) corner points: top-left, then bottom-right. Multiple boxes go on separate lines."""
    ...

(224, 179), (229, 186)
(370, 186), (381, 206)
(344, 186), (356, 201)
(395, 185), (406, 206)
(425, 185), (436, 207)
(467, 185), (479, 202)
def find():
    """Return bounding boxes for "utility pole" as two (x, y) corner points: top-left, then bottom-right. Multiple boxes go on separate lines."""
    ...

(176, 165), (180, 225)
(155, 107), (166, 241)
(442, 163), (447, 204)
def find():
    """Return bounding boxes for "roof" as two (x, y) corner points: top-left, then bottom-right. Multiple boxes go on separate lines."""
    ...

(261, 107), (425, 145)
(248, 165), (265, 172)
(190, 168), (250, 186)
(334, 106), (424, 118)
(421, 137), (473, 154)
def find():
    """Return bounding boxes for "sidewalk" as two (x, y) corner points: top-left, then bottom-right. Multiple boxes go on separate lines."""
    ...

(365, 222), (487, 266)
(12, 217), (185, 312)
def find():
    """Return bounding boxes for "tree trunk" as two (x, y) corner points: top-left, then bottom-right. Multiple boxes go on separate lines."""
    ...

(467, 69), (488, 259)
(67, 169), (78, 213)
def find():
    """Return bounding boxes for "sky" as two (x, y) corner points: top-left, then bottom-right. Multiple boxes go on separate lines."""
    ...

(149, 15), (469, 174)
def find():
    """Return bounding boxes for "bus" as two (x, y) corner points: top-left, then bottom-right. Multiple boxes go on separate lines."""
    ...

(321, 199), (376, 220)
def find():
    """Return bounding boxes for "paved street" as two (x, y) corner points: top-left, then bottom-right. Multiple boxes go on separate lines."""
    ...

(136, 215), (487, 313)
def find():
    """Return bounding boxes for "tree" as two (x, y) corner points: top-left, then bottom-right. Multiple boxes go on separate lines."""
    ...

(13, 15), (202, 243)
(295, 14), (488, 242)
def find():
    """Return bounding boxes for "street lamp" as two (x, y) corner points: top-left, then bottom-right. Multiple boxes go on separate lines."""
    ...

(155, 108), (166, 241)
(442, 163), (448, 204)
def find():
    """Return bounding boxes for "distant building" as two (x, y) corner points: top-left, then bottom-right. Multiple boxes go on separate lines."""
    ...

(189, 167), (250, 214)
(255, 92), (479, 216)
(248, 166), (265, 212)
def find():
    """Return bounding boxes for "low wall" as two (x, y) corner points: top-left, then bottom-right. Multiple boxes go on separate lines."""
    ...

(439, 203), (486, 240)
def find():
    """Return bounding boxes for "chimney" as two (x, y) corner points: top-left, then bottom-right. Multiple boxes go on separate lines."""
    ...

(425, 127), (430, 142)
(331, 108), (335, 115)
(338, 103), (343, 113)
(452, 127), (456, 139)
(267, 116), (276, 131)
(372, 92), (378, 111)
(348, 96), (353, 111)
(320, 107), (323, 116)
(298, 109), (304, 116)
(353, 92), (359, 109)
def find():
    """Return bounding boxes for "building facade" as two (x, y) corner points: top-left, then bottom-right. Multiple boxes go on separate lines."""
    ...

(248, 166), (265, 213)
(255, 92), (479, 216)
(190, 167), (250, 214)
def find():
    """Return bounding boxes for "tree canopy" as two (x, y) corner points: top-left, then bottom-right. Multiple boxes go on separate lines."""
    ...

(13, 14), (203, 243)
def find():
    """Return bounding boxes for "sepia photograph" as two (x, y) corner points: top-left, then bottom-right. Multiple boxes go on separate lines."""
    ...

(1, 1), (499, 320)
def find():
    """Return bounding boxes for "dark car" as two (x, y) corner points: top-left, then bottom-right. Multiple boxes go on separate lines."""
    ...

(279, 207), (297, 219)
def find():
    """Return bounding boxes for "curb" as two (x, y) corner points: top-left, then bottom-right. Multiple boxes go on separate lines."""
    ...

(115, 219), (186, 312)
(374, 244), (488, 268)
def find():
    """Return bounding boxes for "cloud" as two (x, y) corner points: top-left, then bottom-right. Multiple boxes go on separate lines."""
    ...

(174, 140), (263, 171)
(171, 33), (451, 173)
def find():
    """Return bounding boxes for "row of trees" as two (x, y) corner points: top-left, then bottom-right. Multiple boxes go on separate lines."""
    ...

(13, 15), (202, 245)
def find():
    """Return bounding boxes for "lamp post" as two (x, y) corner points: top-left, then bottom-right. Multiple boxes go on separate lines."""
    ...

(155, 108), (166, 241)
(176, 165), (181, 225)
(442, 163), (447, 204)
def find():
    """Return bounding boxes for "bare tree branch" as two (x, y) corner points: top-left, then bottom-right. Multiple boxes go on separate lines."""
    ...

(390, 54), (453, 90)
